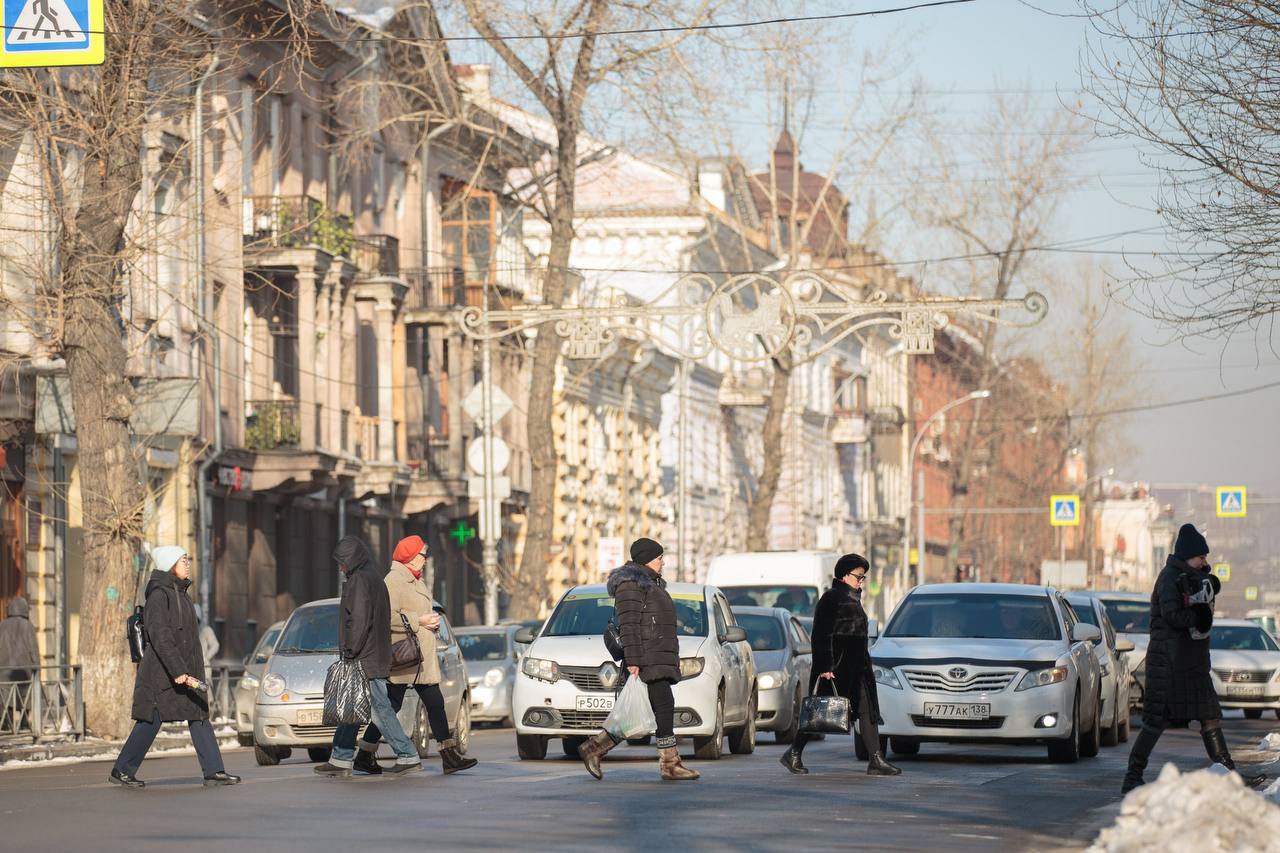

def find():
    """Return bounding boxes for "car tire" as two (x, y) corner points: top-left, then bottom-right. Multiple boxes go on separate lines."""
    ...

(237, 733), (254, 748)
(1048, 694), (1081, 764)
(254, 745), (281, 767)
(890, 737), (920, 756)
(1244, 708), (1264, 720)
(562, 736), (587, 757)
(500, 716), (515, 729)
(516, 734), (548, 760)
(454, 696), (472, 755)
(775, 689), (801, 745)
(692, 692), (725, 760)
(1081, 692), (1102, 758)
(728, 691), (757, 755)
(307, 747), (331, 763)
(1101, 692), (1121, 747)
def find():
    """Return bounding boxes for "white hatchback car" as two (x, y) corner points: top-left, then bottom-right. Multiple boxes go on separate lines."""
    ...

(1209, 619), (1280, 720)
(874, 583), (1104, 763)
(512, 583), (757, 760)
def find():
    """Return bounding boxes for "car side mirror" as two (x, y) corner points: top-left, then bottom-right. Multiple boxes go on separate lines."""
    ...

(1115, 638), (1135, 653)
(723, 626), (747, 644)
(432, 604), (446, 615)
(794, 642), (812, 656)
(867, 619), (879, 639)
(1073, 623), (1102, 644)
(514, 627), (537, 644)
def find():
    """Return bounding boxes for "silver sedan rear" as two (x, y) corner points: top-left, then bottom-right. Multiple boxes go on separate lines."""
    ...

(731, 606), (813, 743)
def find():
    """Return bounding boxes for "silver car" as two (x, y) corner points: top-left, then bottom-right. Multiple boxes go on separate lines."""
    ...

(252, 598), (472, 766)
(1093, 592), (1151, 710)
(457, 625), (521, 727)
(234, 621), (285, 746)
(1065, 593), (1135, 747)
(731, 606), (812, 743)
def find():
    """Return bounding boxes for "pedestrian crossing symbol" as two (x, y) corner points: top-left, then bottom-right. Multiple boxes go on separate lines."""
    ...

(1050, 495), (1080, 527)
(1, 0), (103, 67)
(1215, 486), (1247, 519)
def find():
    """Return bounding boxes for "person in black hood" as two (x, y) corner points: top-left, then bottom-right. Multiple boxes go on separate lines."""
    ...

(578, 538), (699, 781)
(0, 596), (39, 733)
(1121, 524), (1267, 793)
(780, 554), (901, 777)
(110, 546), (239, 789)
(314, 536), (423, 778)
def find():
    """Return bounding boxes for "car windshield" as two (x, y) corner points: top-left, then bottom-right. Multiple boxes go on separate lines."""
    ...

(248, 626), (282, 664)
(1101, 599), (1151, 634)
(721, 586), (818, 617)
(1210, 626), (1280, 652)
(543, 591), (707, 637)
(736, 613), (786, 651)
(457, 632), (508, 661)
(274, 606), (339, 654)
(885, 593), (1062, 641)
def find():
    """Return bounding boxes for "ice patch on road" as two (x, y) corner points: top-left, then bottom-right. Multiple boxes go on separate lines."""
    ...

(1088, 763), (1280, 853)
(1259, 732), (1280, 753)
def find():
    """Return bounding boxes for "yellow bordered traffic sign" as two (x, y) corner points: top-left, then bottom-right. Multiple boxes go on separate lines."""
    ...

(1050, 495), (1080, 527)
(1, 0), (103, 68)
(1215, 486), (1246, 518)
(1213, 563), (1230, 582)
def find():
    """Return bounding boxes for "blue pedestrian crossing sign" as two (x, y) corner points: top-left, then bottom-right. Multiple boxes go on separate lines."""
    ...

(1050, 495), (1080, 527)
(1, 0), (103, 67)
(1215, 486), (1247, 519)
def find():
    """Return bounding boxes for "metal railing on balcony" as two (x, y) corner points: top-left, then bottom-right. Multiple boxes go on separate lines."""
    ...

(244, 195), (354, 259)
(353, 234), (400, 278)
(0, 666), (84, 743)
(245, 399), (302, 450)
(401, 267), (521, 311)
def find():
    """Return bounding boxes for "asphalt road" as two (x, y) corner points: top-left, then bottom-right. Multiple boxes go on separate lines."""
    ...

(2, 712), (1276, 852)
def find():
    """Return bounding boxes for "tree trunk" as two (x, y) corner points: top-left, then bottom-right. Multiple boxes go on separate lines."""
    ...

(747, 358), (791, 551)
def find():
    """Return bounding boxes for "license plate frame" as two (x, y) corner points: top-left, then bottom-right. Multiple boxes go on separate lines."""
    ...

(296, 709), (324, 726)
(1224, 685), (1264, 698)
(575, 694), (614, 712)
(922, 702), (992, 720)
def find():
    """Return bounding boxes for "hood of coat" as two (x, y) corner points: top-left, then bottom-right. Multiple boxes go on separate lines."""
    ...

(606, 562), (665, 595)
(6, 597), (29, 619)
(333, 536), (375, 575)
(144, 568), (191, 599)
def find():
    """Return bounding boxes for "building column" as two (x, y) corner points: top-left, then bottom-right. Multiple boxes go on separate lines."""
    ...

(327, 278), (344, 453)
(296, 269), (317, 448)
(375, 300), (396, 461)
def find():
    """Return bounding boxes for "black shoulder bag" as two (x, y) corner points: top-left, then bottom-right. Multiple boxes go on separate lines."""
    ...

(390, 613), (424, 675)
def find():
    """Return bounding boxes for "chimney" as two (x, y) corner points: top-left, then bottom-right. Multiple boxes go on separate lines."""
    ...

(456, 64), (492, 99)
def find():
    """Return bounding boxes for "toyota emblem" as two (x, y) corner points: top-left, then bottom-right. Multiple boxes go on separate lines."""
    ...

(948, 667), (968, 681)
(599, 662), (619, 689)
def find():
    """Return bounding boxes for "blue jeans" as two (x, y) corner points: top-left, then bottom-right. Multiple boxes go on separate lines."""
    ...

(329, 677), (418, 767)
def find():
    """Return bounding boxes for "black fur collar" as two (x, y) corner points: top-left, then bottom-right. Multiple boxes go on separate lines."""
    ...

(607, 561), (666, 594)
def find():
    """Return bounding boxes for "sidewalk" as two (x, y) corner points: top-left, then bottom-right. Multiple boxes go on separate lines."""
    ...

(0, 726), (240, 769)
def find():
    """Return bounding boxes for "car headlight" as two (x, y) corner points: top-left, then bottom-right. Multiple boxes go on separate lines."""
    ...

(261, 673), (286, 697)
(240, 674), (260, 692)
(1016, 667), (1069, 691)
(872, 664), (902, 690)
(757, 671), (784, 690)
(483, 667), (505, 688)
(521, 656), (559, 683)
(679, 657), (705, 680)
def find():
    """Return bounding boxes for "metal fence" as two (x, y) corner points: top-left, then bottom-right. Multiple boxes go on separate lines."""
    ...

(0, 666), (84, 743)
(206, 664), (246, 726)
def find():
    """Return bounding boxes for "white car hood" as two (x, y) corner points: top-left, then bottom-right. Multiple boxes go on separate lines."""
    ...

(1210, 649), (1280, 672)
(527, 634), (706, 666)
(872, 637), (1064, 667)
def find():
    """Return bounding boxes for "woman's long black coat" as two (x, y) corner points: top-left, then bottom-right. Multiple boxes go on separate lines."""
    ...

(131, 570), (210, 722)
(809, 583), (881, 723)
(1142, 556), (1222, 727)
(608, 562), (680, 683)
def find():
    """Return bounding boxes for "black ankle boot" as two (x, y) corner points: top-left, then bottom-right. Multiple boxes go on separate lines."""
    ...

(1122, 726), (1161, 794)
(1203, 726), (1268, 788)
(867, 752), (902, 776)
(353, 750), (383, 775)
(779, 746), (808, 775)
(439, 739), (477, 775)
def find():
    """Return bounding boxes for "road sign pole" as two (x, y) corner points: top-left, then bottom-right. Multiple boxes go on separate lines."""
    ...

(480, 324), (500, 625)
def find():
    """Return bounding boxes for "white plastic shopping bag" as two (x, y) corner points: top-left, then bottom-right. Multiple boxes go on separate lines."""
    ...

(603, 676), (657, 740)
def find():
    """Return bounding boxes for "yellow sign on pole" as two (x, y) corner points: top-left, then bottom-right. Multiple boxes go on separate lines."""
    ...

(1215, 486), (1247, 518)
(1050, 495), (1080, 527)
(0, 0), (104, 68)
(1213, 563), (1230, 582)
(1245, 586), (1259, 602)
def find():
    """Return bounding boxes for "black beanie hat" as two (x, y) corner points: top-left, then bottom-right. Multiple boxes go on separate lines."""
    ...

(1173, 524), (1209, 561)
(630, 537), (664, 565)
(834, 553), (870, 579)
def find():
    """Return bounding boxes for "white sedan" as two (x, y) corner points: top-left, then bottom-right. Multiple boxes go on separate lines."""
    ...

(873, 583), (1104, 763)
(512, 583), (757, 760)
(1209, 619), (1280, 720)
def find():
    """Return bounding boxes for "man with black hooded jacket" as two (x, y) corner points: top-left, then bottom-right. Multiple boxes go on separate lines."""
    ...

(314, 536), (422, 778)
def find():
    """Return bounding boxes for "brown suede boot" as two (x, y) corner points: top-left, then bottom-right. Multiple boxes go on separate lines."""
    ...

(578, 731), (619, 780)
(658, 746), (700, 781)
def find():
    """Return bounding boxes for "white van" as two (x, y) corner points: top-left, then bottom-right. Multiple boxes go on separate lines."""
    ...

(706, 551), (839, 618)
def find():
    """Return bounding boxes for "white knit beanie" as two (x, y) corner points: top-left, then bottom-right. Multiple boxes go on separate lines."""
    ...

(150, 545), (187, 574)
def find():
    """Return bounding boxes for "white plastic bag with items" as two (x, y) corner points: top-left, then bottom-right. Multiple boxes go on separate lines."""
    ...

(603, 677), (657, 740)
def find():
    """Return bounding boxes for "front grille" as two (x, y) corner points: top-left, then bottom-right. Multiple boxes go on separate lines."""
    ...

(558, 710), (610, 730)
(560, 665), (612, 691)
(1215, 669), (1273, 684)
(903, 669), (1018, 694)
(293, 725), (338, 739)
(910, 715), (1006, 730)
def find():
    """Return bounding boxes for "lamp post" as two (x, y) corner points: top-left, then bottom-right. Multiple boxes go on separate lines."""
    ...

(897, 389), (991, 609)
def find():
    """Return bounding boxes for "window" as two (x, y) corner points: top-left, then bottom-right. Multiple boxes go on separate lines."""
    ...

(456, 631), (508, 661)
(737, 613), (785, 651)
(440, 180), (496, 304)
(1100, 598), (1151, 634)
(274, 605), (339, 654)
(789, 618), (810, 644)
(542, 591), (707, 638)
(1058, 596), (1079, 637)
(1210, 626), (1279, 652)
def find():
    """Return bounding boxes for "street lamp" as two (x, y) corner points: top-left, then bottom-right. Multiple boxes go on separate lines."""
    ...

(897, 389), (991, 608)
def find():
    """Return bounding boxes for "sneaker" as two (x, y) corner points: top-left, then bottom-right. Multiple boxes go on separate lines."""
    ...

(203, 772), (241, 787)
(313, 762), (352, 778)
(385, 761), (423, 776)
(109, 769), (145, 789)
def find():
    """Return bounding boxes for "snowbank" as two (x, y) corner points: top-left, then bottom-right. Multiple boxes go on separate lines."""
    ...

(1260, 733), (1280, 753)
(1088, 763), (1280, 853)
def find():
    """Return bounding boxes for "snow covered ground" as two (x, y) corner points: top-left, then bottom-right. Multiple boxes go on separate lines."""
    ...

(0, 726), (239, 772)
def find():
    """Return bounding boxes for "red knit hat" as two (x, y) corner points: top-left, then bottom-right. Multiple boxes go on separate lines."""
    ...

(393, 535), (426, 564)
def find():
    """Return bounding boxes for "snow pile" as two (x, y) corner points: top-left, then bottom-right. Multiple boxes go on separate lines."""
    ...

(1260, 733), (1280, 753)
(1088, 762), (1280, 853)
(1265, 778), (1280, 806)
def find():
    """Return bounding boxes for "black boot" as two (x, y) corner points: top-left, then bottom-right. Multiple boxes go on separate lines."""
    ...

(438, 738), (477, 775)
(353, 749), (383, 775)
(1203, 726), (1269, 789)
(780, 735), (809, 775)
(109, 768), (145, 789)
(1121, 725), (1161, 794)
(867, 752), (902, 776)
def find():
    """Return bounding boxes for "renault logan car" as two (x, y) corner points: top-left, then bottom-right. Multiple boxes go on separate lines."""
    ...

(512, 583), (756, 761)
(873, 583), (1103, 763)
(252, 598), (472, 765)
(1209, 619), (1280, 720)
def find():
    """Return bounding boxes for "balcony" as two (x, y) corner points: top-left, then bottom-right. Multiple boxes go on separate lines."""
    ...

(353, 234), (400, 278)
(407, 437), (455, 479)
(402, 267), (520, 311)
(245, 399), (301, 451)
(244, 195), (353, 259)
(831, 413), (869, 444)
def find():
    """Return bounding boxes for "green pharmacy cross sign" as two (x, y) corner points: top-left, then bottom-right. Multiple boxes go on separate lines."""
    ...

(450, 520), (476, 548)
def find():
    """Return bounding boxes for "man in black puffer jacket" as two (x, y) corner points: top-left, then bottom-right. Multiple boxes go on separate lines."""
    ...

(1121, 524), (1267, 793)
(578, 538), (698, 781)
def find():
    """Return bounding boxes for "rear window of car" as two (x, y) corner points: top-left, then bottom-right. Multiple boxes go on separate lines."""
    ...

(542, 591), (708, 637)
(885, 593), (1062, 641)
(1100, 598), (1151, 634)
(274, 606), (339, 654)
(1211, 626), (1280, 652)
(736, 614), (786, 651)
(1067, 600), (1098, 628)
(457, 632), (508, 661)
(721, 586), (818, 617)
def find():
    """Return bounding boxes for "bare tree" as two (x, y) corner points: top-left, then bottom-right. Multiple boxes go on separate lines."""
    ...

(1080, 1), (1280, 341)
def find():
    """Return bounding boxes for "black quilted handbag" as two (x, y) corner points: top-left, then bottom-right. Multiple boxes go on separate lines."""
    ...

(797, 677), (851, 735)
(323, 658), (372, 726)
(603, 613), (624, 663)
(390, 613), (423, 672)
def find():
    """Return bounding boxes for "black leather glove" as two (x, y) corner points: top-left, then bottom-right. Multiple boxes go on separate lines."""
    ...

(1193, 603), (1213, 634)
(1207, 574), (1222, 595)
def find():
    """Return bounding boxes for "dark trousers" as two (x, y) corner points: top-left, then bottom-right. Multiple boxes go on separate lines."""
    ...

(647, 678), (676, 745)
(793, 682), (881, 760)
(113, 708), (224, 777)
(360, 682), (451, 747)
